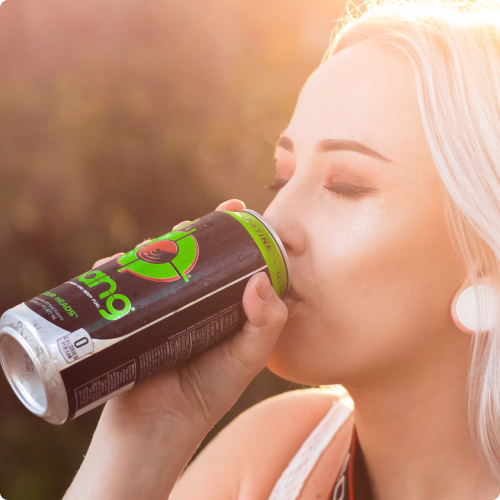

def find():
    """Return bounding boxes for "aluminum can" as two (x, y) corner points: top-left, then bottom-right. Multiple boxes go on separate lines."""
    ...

(0, 209), (290, 424)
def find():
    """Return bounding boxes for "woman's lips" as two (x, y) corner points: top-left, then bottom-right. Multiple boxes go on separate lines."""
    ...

(283, 296), (299, 311)
(282, 286), (303, 312)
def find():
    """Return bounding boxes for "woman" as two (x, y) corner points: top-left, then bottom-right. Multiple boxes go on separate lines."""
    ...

(63, 1), (500, 498)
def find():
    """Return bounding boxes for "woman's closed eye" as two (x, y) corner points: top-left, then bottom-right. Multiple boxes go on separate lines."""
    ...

(265, 178), (377, 199)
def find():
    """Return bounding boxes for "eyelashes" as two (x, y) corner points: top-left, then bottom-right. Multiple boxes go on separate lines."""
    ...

(265, 178), (376, 199)
(264, 178), (289, 191)
(324, 181), (377, 199)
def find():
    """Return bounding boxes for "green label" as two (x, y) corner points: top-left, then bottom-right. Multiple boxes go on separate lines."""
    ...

(75, 229), (200, 322)
(78, 270), (133, 321)
(224, 211), (288, 297)
(117, 229), (199, 283)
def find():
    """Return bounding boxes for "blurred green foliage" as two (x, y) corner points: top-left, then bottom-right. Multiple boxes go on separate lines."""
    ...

(0, 0), (345, 497)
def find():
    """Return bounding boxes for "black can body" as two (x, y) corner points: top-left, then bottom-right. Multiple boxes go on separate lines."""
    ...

(0, 209), (290, 423)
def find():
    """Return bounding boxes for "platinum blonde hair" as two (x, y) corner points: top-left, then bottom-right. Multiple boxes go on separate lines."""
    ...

(324, 0), (500, 480)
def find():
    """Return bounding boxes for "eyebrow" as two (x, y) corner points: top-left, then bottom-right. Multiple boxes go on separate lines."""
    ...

(276, 136), (391, 162)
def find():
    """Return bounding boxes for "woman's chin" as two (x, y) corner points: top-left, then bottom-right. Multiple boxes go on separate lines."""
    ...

(267, 321), (362, 386)
(266, 339), (327, 385)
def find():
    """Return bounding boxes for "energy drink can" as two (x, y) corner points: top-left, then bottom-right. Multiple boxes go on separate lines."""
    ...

(0, 209), (290, 424)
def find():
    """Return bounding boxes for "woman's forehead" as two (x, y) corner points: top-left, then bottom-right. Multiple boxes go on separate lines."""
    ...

(285, 39), (428, 165)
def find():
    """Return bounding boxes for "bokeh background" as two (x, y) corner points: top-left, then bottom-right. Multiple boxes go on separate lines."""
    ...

(0, 0), (347, 497)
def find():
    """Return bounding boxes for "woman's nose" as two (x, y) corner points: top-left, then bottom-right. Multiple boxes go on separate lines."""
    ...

(263, 189), (306, 258)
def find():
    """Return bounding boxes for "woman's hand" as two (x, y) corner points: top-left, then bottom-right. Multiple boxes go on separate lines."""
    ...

(104, 199), (288, 428)
(63, 199), (288, 500)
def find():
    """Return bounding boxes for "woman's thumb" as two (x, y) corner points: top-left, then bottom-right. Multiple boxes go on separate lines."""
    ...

(227, 272), (288, 378)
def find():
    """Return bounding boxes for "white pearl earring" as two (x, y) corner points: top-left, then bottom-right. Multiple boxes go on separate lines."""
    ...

(455, 284), (498, 332)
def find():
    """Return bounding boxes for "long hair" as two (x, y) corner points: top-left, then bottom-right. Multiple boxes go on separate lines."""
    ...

(324, 0), (500, 480)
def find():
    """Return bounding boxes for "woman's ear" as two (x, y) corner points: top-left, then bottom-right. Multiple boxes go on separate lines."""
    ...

(451, 270), (498, 334)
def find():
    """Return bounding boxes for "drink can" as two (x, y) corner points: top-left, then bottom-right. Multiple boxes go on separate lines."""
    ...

(0, 209), (290, 424)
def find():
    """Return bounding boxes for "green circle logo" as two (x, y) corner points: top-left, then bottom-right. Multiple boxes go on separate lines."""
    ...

(116, 228), (199, 282)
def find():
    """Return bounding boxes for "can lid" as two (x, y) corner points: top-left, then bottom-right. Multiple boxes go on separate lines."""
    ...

(0, 332), (48, 416)
(241, 209), (292, 295)
(0, 307), (69, 425)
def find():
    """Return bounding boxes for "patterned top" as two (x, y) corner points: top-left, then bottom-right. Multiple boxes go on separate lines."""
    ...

(268, 399), (500, 500)
(268, 400), (352, 500)
(329, 426), (371, 500)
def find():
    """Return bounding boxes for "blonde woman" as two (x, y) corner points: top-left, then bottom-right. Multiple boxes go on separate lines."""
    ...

(63, 1), (500, 499)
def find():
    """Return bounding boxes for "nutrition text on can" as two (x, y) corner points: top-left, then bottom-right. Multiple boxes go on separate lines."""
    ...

(0, 209), (290, 424)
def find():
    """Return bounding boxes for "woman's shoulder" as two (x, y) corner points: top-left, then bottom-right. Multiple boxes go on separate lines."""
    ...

(231, 387), (345, 441)
(171, 388), (348, 499)
(210, 387), (344, 460)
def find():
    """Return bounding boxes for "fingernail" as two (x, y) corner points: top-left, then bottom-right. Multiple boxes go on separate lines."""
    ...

(256, 273), (274, 302)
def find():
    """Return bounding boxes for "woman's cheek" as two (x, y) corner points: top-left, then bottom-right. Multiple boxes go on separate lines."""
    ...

(307, 206), (413, 327)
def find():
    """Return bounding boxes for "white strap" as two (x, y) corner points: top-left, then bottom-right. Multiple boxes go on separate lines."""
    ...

(268, 400), (352, 500)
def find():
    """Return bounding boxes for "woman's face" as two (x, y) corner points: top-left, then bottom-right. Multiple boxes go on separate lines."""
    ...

(263, 39), (469, 387)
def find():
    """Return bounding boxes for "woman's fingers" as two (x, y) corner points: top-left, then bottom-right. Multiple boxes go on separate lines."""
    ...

(171, 200), (244, 233)
(94, 202), (246, 274)
(92, 253), (125, 270)
(172, 220), (192, 230)
(92, 237), (149, 271)
(135, 239), (151, 248)
(171, 271), (287, 425)
(215, 199), (245, 212)
(90, 199), (242, 272)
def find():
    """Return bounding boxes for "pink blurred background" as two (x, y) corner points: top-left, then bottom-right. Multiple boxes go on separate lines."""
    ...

(0, 0), (347, 497)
